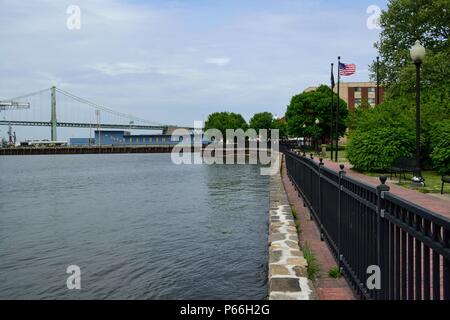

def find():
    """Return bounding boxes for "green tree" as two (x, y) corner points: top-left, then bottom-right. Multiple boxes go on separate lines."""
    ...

(204, 112), (248, 136)
(285, 85), (348, 143)
(272, 118), (288, 139)
(371, 0), (450, 90)
(249, 112), (274, 131)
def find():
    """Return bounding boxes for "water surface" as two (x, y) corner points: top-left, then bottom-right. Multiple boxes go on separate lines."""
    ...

(0, 154), (268, 299)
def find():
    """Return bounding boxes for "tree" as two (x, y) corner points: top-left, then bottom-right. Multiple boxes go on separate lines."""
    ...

(249, 112), (274, 131)
(285, 85), (348, 143)
(272, 118), (288, 139)
(204, 112), (248, 136)
(370, 0), (450, 90)
(347, 101), (418, 171)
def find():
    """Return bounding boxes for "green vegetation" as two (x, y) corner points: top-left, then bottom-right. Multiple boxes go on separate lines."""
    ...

(249, 112), (274, 131)
(302, 242), (320, 280)
(291, 208), (297, 219)
(328, 266), (342, 279)
(204, 112), (248, 136)
(285, 85), (348, 146)
(370, 0), (450, 91)
(429, 120), (450, 174)
(365, 170), (450, 194)
(345, 0), (450, 183)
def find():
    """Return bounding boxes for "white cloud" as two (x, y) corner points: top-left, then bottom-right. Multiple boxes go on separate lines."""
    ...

(89, 63), (177, 76)
(204, 57), (232, 66)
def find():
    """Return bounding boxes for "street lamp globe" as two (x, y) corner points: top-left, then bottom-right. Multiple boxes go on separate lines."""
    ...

(315, 118), (320, 125)
(303, 124), (306, 128)
(410, 40), (426, 64)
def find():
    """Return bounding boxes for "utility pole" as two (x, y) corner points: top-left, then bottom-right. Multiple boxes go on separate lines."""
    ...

(51, 86), (57, 141)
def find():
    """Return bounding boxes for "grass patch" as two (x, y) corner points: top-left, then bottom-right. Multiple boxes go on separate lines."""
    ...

(291, 208), (297, 219)
(302, 242), (320, 280)
(364, 170), (449, 194)
(328, 266), (342, 279)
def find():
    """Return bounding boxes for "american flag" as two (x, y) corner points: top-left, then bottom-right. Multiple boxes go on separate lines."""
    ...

(339, 62), (356, 76)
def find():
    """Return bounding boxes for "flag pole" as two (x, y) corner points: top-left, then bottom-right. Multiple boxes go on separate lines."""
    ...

(330, 63), (334, 161)
(376, 56), (380, 106)
(335, 56), (340, 162)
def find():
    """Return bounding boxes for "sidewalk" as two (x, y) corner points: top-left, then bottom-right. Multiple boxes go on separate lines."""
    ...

(281, 158), (355, 300)
(317, 158), (450, 219)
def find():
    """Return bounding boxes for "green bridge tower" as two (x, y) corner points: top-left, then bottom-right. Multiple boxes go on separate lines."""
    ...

(51, 86), (57, 141)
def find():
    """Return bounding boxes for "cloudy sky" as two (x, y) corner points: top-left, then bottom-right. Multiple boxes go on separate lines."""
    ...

(0, 0), (386, 140)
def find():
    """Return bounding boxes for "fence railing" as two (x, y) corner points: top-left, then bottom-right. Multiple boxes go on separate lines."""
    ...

(282, 147), (450, 300)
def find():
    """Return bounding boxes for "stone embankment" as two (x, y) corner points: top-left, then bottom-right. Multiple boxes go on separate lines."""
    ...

(268, 154), (314, 300)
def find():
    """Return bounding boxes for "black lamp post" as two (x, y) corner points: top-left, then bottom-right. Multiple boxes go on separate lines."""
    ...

(409, 40), (426, 187)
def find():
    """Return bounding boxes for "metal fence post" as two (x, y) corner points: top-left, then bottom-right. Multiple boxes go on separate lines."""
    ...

(376, 176), (390, 300)
(338, 164), (345, 272)
(319, 158), (324, 241)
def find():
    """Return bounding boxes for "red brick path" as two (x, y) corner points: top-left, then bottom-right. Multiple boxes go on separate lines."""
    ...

(281, 159), (355, 300)
(317, 158), (450, 218)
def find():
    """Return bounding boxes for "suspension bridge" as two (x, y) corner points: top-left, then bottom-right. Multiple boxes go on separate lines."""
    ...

(0, 86), (186, 142)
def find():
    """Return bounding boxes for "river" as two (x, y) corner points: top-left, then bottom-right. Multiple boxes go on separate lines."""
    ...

(0, 154), (269, 299)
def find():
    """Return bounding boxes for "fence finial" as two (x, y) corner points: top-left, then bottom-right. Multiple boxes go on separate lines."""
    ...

(319, 157), (324, 165)
(310, 153), (314, 159)
(339, 164), (345, 171)
(379, 175), (387, 185)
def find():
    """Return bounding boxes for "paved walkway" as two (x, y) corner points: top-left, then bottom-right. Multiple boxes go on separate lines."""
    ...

(315, 158), (450, 219)
(281, 158), (355, 300)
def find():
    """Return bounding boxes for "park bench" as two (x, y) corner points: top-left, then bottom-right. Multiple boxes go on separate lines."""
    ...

(385, 157), (416, 182)
(442, 175), (450, 194)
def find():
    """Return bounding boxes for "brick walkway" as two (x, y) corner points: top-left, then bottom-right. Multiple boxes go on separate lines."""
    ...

(316, 158), (450, 218)
(281, 159), (355, 300)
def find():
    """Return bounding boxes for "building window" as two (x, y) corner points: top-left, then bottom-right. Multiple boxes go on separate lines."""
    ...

(354, 98), (362, 107)
(156, 137), (159, 143)
(368, 87), (376, 93)
(162, 138), (166, 143)
(368, 98), (376, 106)
(354, 87), (362, 92)
(129, 137), (132, 143)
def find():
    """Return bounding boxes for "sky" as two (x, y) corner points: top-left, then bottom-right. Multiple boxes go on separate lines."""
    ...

(0, 0), (387, 141)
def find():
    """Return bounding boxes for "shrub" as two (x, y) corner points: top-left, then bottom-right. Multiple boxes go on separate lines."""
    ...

(347, 125), (415, 171)
(429, 120), (450, 174)
(328, 266), (342, 279)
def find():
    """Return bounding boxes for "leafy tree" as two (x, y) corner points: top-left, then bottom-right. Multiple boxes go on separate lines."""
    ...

(347, 125), (416, 171)
(249, 112), (274, 131)
(204, 112), (248, 136)
(285, 85), (348, 143)
(272, 118), (288, 139)
(370, 0), (450, 90)
(347, 101), (419, 170)
(429, 120), (450, 174)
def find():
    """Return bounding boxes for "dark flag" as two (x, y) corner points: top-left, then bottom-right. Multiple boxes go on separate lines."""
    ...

(331, 65), (335, 89)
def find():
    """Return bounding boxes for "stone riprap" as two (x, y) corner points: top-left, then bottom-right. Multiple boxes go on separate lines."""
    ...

(268, 154), (313, 300)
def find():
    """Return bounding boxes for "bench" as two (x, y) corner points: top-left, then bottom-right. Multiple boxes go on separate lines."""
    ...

(385, 157), (416, 183)
(442, 175), (450, 194)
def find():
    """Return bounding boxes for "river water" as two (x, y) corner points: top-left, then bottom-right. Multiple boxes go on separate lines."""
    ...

(0, 154), (269, 299)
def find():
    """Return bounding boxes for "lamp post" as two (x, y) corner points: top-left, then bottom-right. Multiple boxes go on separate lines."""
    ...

(302, 123), (306, 149)
(409, 40), (426, 187)
(315, 118), (320, 154)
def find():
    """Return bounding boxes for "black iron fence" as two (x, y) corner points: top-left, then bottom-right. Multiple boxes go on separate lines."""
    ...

(282, 147), (450, 300)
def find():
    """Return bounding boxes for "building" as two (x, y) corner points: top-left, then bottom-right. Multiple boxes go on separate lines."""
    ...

(335, 82), (384, 109)
(70, 130), (196, 146)
(303, 82), (385, 109)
